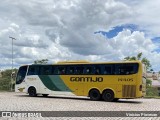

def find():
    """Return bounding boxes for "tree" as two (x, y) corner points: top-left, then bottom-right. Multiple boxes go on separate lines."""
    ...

(141, 57), (151, 70)
(137, 52), (142, 60)
(124, 52), (151, 70)
(124, 56), (136, 61)
(34, 59), (48, 64)
(124, 52), (142, 61)
(1, 68), (18, 79)
(150, 69), (154, 72)
(0, 68), (18, 91)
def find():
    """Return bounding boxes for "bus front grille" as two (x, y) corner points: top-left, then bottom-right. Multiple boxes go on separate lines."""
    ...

(122, 85), (136, 98)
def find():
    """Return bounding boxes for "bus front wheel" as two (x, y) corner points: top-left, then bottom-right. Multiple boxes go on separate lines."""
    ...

(28, 87), (37, 97)
(102, 90), (114, 102)
(89, 89), (101, 101)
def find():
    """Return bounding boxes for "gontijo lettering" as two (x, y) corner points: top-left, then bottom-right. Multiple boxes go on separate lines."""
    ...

(70, 77), (103, 82)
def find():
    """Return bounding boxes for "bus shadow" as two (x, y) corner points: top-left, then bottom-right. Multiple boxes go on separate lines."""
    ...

(15, 94), (142, 104)
(15, 94), (89, 100)
(114, 99), (142, 104)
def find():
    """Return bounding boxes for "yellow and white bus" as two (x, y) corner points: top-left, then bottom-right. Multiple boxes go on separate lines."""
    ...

(15, 60), (146, 102)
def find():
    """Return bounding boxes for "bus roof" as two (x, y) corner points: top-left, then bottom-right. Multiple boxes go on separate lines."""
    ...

(20, 60), (142, 66)
(55, 60), (141, 65)
(57, 60), (90, 64)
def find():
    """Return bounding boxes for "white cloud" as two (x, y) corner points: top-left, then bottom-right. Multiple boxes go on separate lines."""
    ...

(0, 0), (160, 72)
(10, 23), (19, 29)
(121, 0), (160, 37)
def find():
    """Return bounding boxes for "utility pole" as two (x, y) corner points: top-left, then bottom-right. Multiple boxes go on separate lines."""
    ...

(9, 36), (16, 91)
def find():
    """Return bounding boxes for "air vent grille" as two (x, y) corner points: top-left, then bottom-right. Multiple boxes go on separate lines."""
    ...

(122, 85), (136, 97)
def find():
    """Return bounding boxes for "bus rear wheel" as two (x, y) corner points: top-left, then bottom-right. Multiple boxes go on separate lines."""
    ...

(89, 89), (101, 101)
(28, 87), (37, 97)
(102, 90), (114, 102)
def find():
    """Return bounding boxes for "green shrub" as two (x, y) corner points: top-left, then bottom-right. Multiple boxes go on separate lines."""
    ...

(0, 78), (10, 91)
(146, 79), (152, 87)
(146, 87), (159, 96)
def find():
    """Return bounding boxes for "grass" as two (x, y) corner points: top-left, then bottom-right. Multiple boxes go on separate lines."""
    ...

(143, 96), (160, 99)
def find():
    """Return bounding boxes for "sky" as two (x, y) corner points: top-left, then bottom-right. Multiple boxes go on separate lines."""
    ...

(0, 0), (160, 71)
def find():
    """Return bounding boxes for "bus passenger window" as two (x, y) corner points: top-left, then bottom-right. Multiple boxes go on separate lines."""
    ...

(28, 66), (39, 75)
(95, 67), (101, 74)
(61, 69), (65, 74)
(86, 67), (92, 74)
(119, 67), (126, 74)
(116, 64), (138, 75)
(76, 67), (84, 74)
(104, 66), (112, 75)
(58, 67), (66, 74)
(52, 67), (55, 74)
(28, 67), (36, 75)
(44, 69), (50, 75)
(69, 67), (75, 74)
(41, 66), (51, 75)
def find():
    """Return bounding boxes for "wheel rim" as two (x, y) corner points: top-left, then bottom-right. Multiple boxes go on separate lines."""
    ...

(105, 93), (112, 100)
(103, 90), (114, 101)
(30, 89), (35, 96)
(93, 92), (98, 98)
(90, 89), (100, 100)
(29, 88), (36, 96)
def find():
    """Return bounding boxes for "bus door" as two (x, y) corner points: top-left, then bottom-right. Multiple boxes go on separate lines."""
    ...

(26, 65), (40, 93)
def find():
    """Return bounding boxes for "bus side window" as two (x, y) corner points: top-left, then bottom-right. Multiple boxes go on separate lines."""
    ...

(94, 66), (101, 74)
(28, 67), (35, 75)
(85, 66), (93, 74)
(40, 66), (52, 75)
(68, 67), (75, 74)
(115, 63), (138, 75)
(57, 66), (66, 75)
(52, 66), (55, 75)
(104, 66), (112, 75)
(119, 66), (125, 74)
(125, 64), (138, 74)
(115, 64), (124, 75)
(28, 66), (39, 75)
(76, 67), (84, 74)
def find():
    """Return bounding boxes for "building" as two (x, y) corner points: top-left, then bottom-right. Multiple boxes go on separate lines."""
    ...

(146, 71), (160, 87)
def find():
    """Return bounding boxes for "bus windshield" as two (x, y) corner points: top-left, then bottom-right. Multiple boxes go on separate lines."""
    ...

(16, 66), (28, 84)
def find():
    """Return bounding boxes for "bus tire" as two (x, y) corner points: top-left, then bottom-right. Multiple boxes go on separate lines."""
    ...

(102, 89), (114, 102)
(42, 94), (49, 97)
(89, 89), (101, 101)
(28, 87), (37, 97)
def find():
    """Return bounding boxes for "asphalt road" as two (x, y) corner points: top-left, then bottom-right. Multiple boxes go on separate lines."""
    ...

(0, 92), (160, 120)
